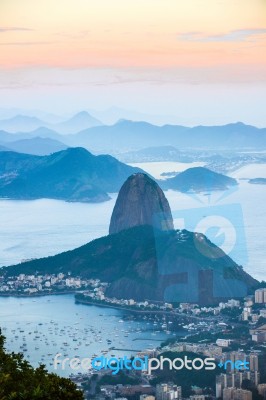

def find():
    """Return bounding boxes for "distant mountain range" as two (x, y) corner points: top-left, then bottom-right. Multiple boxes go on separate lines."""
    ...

(162, 167), (238, 192)
(0, 147), (143, 202)
(0, 111), (102, 134)
(0, 117), (266, 155)
(51, 111), (103, 134)
(0, 115), (48, 133)
(0, 128), (68, 155)
(67, 120), (266, 152)
(0, 106), (177, 126)
(0, 137), (68, 156)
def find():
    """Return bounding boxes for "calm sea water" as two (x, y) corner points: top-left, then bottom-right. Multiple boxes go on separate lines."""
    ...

(0, 194), (117, 267)
(0, 294), (177, 377)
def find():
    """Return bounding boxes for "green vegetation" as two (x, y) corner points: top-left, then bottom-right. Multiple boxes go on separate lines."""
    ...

(0, 329), (83, 399)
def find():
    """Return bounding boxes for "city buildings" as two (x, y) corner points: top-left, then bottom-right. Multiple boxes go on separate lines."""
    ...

(255, 289), (266, 304)
(156, 383), (182, 400)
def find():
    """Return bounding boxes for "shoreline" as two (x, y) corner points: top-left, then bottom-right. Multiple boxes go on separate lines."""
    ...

(75, 297), (188, 318)
(0, 290), (76, 298)
(75, 297), (163, 314)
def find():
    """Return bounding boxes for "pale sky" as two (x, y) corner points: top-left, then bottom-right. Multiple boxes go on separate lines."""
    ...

(0, 0), (266, 125)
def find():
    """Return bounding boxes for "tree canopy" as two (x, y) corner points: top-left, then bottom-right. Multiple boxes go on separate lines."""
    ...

(0, 329), (83, 399)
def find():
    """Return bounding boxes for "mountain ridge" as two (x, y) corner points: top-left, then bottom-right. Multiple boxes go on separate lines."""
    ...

(0, 111), (103, 134)
(0, 147), (143, 203)
(0, 137), (68, 155)
(1, 120), (266, 153)
(68, 120), (266, 152)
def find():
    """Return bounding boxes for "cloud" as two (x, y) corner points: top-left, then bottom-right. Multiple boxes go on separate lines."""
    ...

(1, 65), (266, 92)
(0, 27), (33, 33)
(178, 29), (266, 42)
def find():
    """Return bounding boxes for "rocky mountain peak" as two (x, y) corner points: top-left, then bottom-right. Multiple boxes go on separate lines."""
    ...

(109, 173), (174, 234)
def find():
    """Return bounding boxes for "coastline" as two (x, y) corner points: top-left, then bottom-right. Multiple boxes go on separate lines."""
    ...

(75, 296), (163, 314)
(0, 290), (76, 298)
(75, 297), (198, 319)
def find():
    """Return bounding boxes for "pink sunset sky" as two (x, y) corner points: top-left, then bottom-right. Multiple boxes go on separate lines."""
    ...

(0, 0), (266, 125)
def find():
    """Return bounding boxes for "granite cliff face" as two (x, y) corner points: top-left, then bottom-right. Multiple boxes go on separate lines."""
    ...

(109, 173), (174, 234)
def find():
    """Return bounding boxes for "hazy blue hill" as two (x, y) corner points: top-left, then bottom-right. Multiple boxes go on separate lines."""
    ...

(53, 111), (103, 133)
(0, 111), (102, 135)
(73, 120), (162, 152)
(0, 144), (11, 152)
(0, 107), (64, 123)
(68, 121), (266, 152)
(0, 130), (15, 142)
(0, 115), (47, 133)
(2, 120), (265, 153)
(5, 137), (68, 155)
(24, 127), (63, 140)
(187, 122), (266, 148)
(0, 147), (143, 202)
(0, 127), (63, 143)
(163, 167), (237, 192)
(70, 120), (187, 152)
(86, 106), (183, 125)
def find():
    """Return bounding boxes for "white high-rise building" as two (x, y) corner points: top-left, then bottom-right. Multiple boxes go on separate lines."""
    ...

(255, 288), (266, 303)
(258, 383), (266, 399)
(222, 388), (252, 400)
(248, 354), (259, 371)
(223, 387), (235, 400)
(156, 383), (182, 400)
(233, 388), (252, 400)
